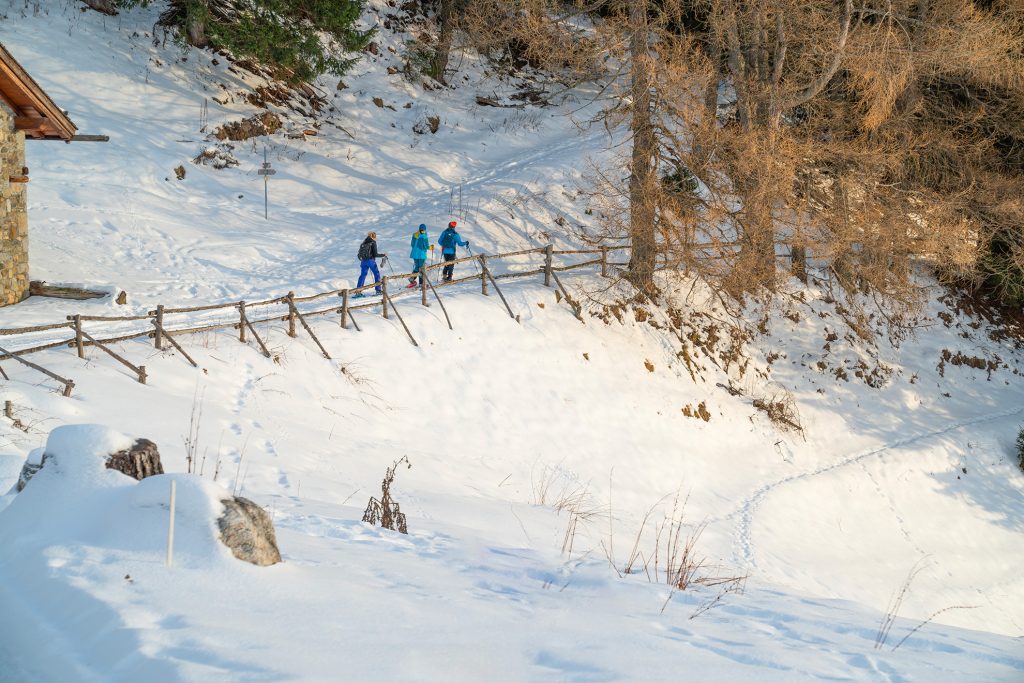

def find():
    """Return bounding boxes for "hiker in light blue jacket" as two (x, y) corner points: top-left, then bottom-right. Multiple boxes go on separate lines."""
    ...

(407, 224), (430, 287)
(438, 221), (469, 282)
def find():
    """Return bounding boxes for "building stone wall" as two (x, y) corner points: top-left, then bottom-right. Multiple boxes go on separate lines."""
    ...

(0, 99), (29, 306)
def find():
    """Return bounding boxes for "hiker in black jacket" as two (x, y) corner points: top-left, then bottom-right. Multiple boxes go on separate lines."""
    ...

(355, 232), (387, 297)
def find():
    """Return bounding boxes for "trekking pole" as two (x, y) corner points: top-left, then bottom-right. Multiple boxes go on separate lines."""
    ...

(383, 255), (396, 276)
(466, 244), (481, 274)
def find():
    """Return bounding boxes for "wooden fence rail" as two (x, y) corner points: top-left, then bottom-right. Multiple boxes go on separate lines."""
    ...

(0, 243), (629, 392)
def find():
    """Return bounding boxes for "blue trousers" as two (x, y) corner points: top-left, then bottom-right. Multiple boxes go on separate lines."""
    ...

(410, 258), (426, 283)
(358, 259), (381, 292)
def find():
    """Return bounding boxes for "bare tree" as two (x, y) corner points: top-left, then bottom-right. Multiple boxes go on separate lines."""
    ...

(627, 0), (659, 291)
(428, 0), (459, 83)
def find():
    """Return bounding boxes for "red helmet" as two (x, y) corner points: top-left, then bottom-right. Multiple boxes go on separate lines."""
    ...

(448, 221), (457, 228)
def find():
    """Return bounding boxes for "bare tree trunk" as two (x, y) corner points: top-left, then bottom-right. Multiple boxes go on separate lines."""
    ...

(429, 0), (457, 84)
(704, 67), (719, 125)
(186, 15), (208, 48)
(627, 0), (658, 292)
(739, 172), (777, 288)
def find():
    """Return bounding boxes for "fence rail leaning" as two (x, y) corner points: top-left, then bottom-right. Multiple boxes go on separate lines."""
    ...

(0, 244), (631, 394)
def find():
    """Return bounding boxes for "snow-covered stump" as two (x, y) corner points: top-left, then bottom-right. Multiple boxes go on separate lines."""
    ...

(15, 436), (163, 491)
(218, 496), (282, 566)
(10, 424), (282, 568)
(14, 449), (44, 492)
(106, 438), (164, 480)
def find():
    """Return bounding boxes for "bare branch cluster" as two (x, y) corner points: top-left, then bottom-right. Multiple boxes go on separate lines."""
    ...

(362, 456), (412, 534)
(564, 0), (1024, 321)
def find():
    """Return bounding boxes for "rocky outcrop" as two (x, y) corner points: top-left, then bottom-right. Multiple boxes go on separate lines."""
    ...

(218, 496), (282, 566)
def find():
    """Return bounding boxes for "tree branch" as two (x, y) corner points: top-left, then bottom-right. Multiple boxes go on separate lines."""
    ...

(772, 0), (853, 117)
(771, 13), (786, 85)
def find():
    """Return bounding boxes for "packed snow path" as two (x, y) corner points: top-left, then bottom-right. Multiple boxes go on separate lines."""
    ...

(729, 404), (1024, 574)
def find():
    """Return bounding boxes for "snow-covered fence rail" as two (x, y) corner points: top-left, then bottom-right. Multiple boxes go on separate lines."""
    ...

(0, 244), (631, 393)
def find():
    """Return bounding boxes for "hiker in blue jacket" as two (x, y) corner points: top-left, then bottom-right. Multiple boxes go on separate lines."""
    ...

(438, 221), (468, 283)
(355, 231), (386, 297)
(407, 224), (430, 288)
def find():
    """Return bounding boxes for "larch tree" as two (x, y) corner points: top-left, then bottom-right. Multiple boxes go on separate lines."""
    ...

(113, 0), (372, 84)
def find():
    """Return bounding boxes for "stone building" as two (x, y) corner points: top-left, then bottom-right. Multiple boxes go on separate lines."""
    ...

(0, 43), (76, 306)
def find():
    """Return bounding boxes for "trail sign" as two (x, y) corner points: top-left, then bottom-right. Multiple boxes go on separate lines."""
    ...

(259, 148), (276, 219)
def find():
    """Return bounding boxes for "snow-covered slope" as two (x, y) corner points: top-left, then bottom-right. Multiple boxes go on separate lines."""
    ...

(0, 2), (1022, 681)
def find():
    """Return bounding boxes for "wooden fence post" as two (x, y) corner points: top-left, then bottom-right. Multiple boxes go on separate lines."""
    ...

(287, 297), (332, 360)
(551, 271), (583, 321)
(78, 329), (148, 384)
(0, 343), (75, 397)
(235, 303), (270, 359)
(154, 305), (165, 349)
(73, 315), (84, 358)
(150, 319), (199, 367)
(4, 401), (12, 420)
(382, 279), (389, 319)
(482, 266), (517, 321)
(600, 247), (608, 278)
(544, 244), (553, 287)
(381, 290), (418, 347)
(424, 274), (453, 330)
(287, 292), (297, 338)
(480, 255), (489, 296)
(421, 267), (428, 306)
(340, 290), (349, 328)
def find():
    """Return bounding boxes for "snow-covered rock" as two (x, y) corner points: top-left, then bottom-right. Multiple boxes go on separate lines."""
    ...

(218, 496), (282, 566)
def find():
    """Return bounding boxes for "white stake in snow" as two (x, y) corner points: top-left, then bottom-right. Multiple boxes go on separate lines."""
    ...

(166, 479), (177, 567)
(258, 147), (276, 220)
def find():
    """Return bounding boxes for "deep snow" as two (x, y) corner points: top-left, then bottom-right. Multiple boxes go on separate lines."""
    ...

(0, 1), (1022, 681)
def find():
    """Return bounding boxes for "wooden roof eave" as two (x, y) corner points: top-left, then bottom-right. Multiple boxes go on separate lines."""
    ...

(0, 43), (77, 141)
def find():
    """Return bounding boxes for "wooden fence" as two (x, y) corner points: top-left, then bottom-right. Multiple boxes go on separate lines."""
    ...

(0, 245), (629, 396)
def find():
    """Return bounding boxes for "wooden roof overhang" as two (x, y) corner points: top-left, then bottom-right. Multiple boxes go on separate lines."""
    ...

(0, 42), (76, 141)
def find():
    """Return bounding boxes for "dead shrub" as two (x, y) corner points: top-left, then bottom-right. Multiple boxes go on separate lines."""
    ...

(604, 492), (746, 618)
(752, 387), (803, 434)
(193, 144), (239, 169)
(214, 112), (282, 141)
(531, 462), (589, 513)
(362, 456), (411, 534)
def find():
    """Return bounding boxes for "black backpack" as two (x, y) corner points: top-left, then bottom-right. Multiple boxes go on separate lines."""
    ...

(357, 240), (374, 261)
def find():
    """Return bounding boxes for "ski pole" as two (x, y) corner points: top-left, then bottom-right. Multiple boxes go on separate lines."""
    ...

(383, 254), (396, 276)
(466, 244), (480, 274)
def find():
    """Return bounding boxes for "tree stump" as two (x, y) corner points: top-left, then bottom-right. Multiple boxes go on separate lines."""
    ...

(106, 439), (164, 480)
(14, 451), (44, 492)
(16, 438), (163, 491)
